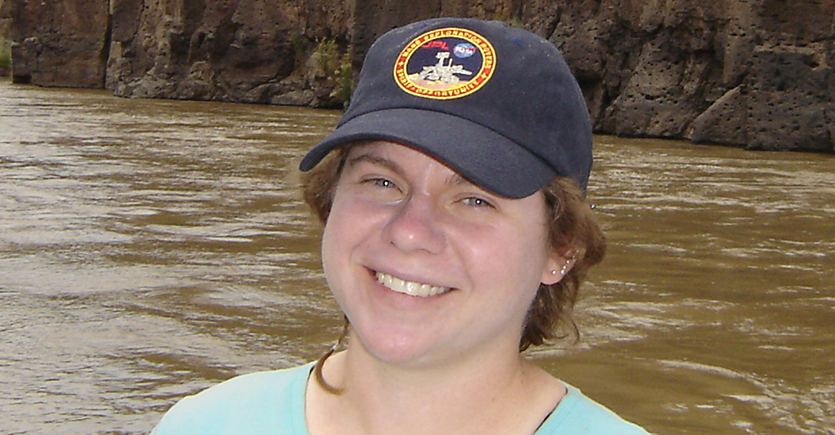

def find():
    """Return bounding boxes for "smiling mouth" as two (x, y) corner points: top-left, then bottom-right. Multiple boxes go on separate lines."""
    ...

(375, 272), (451, 297)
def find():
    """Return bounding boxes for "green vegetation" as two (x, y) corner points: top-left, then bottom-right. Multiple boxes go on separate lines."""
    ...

(313, 37), (340, 78)
(0, 37), (11, 76)
(508, 17), (526, 29)
(291, 33), (306, 68)
(331, 51), (352, 105)
(313, 37), (352, 106)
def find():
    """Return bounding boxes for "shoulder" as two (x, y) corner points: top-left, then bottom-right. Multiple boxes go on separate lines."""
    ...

(537, 382), (652, 435)
(151, 363), (313, 435)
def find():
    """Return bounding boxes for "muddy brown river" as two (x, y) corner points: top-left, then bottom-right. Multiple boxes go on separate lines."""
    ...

(1, 80), (833, 434)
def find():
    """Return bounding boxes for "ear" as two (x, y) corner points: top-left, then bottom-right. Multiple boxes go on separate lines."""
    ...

(540, 248), (577, 285)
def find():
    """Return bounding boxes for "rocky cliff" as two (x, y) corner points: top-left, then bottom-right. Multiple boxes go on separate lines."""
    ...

(3, 0), (834, 152)
(2, 0), (110, 88)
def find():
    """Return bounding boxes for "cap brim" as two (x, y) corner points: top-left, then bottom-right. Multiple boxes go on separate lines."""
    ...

(299, 108), (555, 198)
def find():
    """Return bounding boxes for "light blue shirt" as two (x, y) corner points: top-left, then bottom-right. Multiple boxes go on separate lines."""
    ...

(152, 363), (651, 434)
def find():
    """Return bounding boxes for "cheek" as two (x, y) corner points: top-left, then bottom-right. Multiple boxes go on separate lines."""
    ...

(320, 199), (356, 312)
(320, 193), (387, 278)
(463, 225), (551, 292)
(321, 195), (354, 276)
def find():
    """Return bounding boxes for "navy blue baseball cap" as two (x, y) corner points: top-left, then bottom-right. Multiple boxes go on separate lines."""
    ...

(299, 17), (593, 198)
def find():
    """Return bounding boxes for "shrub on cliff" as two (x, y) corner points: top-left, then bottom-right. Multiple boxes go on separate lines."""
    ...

(0, 38), (10, 77)
(310, 37), (353, 107)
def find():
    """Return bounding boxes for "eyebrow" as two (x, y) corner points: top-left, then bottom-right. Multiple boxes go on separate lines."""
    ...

(345, 152), (402, 174)
(346, 150), (477, 189)
(447, 172), (469, 187)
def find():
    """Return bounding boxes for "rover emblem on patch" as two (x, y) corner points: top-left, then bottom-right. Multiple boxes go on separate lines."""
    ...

(394, 27), (496, 100)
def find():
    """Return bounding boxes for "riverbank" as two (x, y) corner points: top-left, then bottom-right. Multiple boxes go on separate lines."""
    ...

(2, 0), (833, 153)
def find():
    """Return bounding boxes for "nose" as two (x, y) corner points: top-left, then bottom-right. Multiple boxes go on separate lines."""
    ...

(382, 193), (446, 254)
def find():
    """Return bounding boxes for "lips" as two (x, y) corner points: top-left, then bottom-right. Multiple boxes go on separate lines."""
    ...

(375, 271), (451, 297)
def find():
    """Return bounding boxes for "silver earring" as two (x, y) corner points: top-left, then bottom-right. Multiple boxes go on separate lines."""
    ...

(550, 270), (558, 275)
(560, 263), (569, 276)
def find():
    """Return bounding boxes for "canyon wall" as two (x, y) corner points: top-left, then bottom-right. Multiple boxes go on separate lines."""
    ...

(3, 0), (834, 152)
(2, 0), (110, 88)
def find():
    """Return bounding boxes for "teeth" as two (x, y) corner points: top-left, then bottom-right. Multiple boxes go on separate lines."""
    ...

(375, 272), (450, 297)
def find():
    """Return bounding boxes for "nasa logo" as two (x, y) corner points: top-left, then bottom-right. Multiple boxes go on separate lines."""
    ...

(453, 43), (477, 58)
(393, 27), (496, 100)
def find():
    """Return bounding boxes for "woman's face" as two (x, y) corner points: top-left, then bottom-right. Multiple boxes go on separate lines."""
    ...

(321, 141), (563, 367)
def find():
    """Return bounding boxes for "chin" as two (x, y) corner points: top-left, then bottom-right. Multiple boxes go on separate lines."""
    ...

(350, 325), (447, 367)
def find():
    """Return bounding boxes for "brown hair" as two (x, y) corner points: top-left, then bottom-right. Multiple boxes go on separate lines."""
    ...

(301, 144), (606, 392)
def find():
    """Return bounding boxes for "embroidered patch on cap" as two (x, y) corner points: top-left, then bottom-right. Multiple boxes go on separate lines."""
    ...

(394, 27), (496, 100)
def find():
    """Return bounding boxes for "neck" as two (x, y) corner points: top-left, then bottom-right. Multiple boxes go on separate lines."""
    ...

(307, 343), (565, 435)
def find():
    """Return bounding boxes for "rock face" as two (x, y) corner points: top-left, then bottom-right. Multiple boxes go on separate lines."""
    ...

(1, 0), (110, 87)
(3, 0), (834, 152)
(104, 0), (354, 107)
(548, 0), (835, 153)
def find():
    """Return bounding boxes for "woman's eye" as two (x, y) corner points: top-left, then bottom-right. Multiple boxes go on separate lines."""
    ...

(461, 197), (493, 208)
(368, 178), (396, 188)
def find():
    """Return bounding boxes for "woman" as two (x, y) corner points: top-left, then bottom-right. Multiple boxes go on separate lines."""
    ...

(153, 17), (652, 435)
